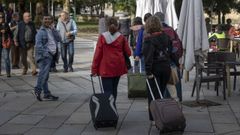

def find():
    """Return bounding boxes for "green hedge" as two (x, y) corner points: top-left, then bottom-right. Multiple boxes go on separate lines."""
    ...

(77, 22), (98, 33)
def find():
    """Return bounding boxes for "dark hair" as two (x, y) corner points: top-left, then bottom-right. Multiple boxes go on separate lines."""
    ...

(154, 12), (164, 22)
(205, 18), (210, 23)
(99, 12), (104, 18)
(227, 18), (232, 24)
(0, 12), (5, 19)
(12, 12), (19, 18)
(107, 17), (118, 34)
(107, 17), (118, 27)
(133, 17), (142, 25)
(144, 13), (152, 22)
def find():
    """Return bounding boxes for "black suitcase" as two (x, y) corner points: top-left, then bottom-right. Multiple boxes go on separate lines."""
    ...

(89, 75), (118, 129)
(146, 77), (186, 133)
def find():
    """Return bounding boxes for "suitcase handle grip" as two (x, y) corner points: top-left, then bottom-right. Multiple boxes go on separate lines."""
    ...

(90, 75), (104, 94)
(133, 58), (142, 73)
(146, 77), (163, 100)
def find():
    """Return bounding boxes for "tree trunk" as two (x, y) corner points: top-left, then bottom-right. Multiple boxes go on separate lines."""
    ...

(222, 13), (226, 24)
(90, 6), (93, 16)
(217, 11), (221, 24)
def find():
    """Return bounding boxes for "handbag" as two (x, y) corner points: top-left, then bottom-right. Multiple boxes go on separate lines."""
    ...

(127, 60), (147, 98)
(2, 34), (11, 49)
(168, 66), (179, 85)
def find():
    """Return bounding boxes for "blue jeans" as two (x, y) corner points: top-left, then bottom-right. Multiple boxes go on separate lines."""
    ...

(35, 55), (53, 95)
(61, 42), (74, 70)
(0, 47), (11, 74)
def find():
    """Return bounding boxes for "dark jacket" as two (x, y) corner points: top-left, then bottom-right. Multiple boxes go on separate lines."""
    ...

(0, 23), (11, 42)
(143, 32), (173, 76)
(15, 21), (37, 48)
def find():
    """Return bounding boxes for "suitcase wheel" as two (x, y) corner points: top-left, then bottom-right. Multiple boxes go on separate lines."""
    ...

(94, 124), (98, 130)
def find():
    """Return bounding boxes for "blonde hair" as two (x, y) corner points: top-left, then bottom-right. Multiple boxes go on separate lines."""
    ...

(144, 16), (162, 34)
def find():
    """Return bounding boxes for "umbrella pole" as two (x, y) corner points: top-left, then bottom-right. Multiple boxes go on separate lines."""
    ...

(195, 55), (200, 102)
(184, 71), (189, 82)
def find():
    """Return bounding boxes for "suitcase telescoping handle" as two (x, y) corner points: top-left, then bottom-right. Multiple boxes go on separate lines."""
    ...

(133, 59), (142, 73)
(146, 77), (163, 100)
(90, 75), (104, 94)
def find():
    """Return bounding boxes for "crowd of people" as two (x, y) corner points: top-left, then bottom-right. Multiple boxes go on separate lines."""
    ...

(207, 18), (240, 53)
(93, 12), (182, 123)
(0, 9), (77, 101)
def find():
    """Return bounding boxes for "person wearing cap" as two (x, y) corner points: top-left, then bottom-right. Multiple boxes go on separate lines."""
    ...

(33, 14), (61, 101)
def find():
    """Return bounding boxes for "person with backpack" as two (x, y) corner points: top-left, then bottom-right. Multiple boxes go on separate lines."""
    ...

(142, 16), (174, 122)
(155, 12), (183, 101)
(56, 11), (77, 72)
(33, 13), (61, 101)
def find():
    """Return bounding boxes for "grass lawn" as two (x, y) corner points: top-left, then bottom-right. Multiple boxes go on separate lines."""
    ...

(77, 22), (98, 33)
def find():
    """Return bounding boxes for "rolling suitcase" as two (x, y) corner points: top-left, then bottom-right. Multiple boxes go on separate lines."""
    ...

(127, 60), (147, 98)
(146, 77), (186, 133)
(89, 75), (118, 129)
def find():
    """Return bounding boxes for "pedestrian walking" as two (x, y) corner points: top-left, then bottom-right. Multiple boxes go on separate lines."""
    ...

(56, 11), (77, 72)
(142, 16), (173, 122)
(14, 12), (38, 76)
(33, 14), (61, 101)
(0, 12), (11, 77)
(9, 12), (20, 69)
(91, 17), (131, 101)
(134, 13), (152, 72)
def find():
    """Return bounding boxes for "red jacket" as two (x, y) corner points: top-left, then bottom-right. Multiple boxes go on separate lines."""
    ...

(91, 32), (131, 77)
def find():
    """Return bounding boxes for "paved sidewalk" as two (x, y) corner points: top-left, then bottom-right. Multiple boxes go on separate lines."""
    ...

(0, 37), (240, 135)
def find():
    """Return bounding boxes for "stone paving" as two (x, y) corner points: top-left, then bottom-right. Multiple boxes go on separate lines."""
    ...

(0, 37), (240, 135)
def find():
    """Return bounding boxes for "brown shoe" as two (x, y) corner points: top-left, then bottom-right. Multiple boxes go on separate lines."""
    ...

(32, 71), (38, 76)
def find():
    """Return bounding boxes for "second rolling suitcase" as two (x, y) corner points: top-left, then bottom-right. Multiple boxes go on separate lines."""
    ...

(146, 77), (186, 133)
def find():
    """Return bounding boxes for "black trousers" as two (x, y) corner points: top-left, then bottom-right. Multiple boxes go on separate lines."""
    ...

(101, 76), (120, 100)
(147, 63), (171, 121)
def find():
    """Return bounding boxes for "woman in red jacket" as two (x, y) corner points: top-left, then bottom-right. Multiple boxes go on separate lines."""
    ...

(91, 17), (131, 100)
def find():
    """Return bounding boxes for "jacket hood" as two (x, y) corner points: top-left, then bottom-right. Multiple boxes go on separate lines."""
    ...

(102, 31), (121, 44)
(144, 32), (169, 46)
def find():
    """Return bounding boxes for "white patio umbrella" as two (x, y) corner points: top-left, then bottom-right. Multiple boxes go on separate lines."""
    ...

(177, 0), (209, 101)
(136, 0), (144, 18)
(165, 0), (178, 30)
(154, 0), (164, 14)
(136, 0), (178, 28)
(136, 0), (154, 20)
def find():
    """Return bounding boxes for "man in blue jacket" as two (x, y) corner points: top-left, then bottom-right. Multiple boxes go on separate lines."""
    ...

(33, 14), (61, 101)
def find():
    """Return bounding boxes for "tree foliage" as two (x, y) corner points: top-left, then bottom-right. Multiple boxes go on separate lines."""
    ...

(202, 0), (240, 24)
